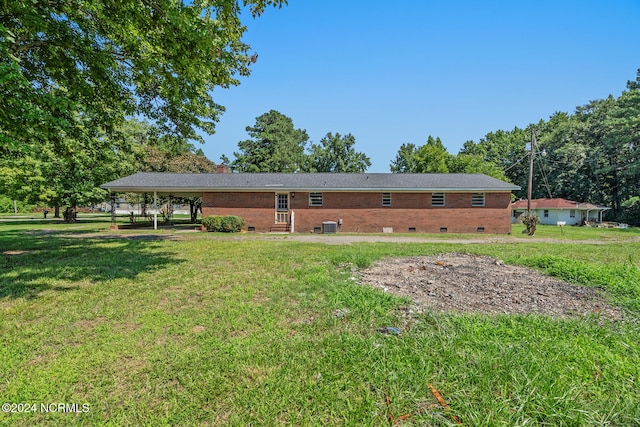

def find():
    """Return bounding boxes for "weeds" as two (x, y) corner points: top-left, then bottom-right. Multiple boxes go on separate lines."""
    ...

(513, 255), (640, 311)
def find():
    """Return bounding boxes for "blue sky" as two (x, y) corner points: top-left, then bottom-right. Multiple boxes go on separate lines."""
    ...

(201, 0), (640, 172)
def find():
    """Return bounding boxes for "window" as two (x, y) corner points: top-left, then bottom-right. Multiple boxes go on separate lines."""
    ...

(471, 192), (485, 206)
(382, 193), (392, 206)
(544, 210), (549, 218)
(431, 193), (445, 206)
(277, 194), (288, 211)
(309, 192), (323, 206)
(569, 209), (576, 218)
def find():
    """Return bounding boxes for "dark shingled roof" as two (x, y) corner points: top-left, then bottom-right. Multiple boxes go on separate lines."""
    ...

(101, 172), (520, 195)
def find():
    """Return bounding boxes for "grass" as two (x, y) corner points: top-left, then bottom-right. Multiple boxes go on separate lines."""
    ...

(0, 221), (639, 426)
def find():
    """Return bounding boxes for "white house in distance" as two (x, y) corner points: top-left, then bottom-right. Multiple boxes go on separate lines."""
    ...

(512, 198), (610, 226)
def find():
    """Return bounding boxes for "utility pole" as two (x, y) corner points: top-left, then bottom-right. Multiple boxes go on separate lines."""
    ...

(527, 128), (536, 217)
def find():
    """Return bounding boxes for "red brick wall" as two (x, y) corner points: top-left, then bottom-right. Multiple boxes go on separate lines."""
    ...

(202, 191), (513, 233)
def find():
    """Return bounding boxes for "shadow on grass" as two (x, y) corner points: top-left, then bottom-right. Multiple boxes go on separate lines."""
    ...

(0, 228), (181, 299)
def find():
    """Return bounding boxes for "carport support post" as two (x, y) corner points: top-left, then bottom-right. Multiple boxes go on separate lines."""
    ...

(290, 210), (294, 233)
(153, 191), (158, 230)
(110, 192), (116, 224)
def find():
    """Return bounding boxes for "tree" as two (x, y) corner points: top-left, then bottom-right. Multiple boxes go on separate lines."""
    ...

(390, 137), (508, 177)
(1, 0), (287, 155)
(621, 196), (640, 226)
(230, 110), (309, 172)
(389, 137), (452, 173)
(459, 127), (530, 196)
(566, 95), (634, 217)
(536, 112), (598, 203)
(1, 116), (148, 220)
(390, 143), (419, 173)
(627, 68), (640, 90)
(306, 132), (371, 172)
(414, 136), (453, 173)
(1, 1), (286, 215)
(447, 154), (508, 180)
(140, 145), (218, 222)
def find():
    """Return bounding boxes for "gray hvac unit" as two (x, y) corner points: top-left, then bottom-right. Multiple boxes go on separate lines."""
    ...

(322, 221), (338, 234)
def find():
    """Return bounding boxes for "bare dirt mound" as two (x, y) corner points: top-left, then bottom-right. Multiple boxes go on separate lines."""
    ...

(360, 253), (623, 320)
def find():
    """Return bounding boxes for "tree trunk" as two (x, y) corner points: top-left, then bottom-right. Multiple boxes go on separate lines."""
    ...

(63, 206), (77, 223)
(54, 205), (60, 218)
(141, 193), (147, 216)
(189, 198), (201, 223)
(190, 200), (197, 223)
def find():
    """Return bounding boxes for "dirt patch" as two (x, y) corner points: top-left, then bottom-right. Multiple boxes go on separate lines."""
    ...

(360, 253), (623, 320)
(63, 233), (178, 241)
(3, 250), (29, 255)
(191, 325), (206, 334)
(74, 316), (107, 330)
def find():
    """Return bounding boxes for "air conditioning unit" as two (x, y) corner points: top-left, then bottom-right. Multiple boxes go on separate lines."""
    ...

(322, 221), (338, 234)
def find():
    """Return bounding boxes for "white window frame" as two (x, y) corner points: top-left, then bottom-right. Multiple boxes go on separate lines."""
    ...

(471, 192), (485, 207)
(382, 192), (392, 207)
(431, 192), (445, 207)
(309, 192), (323, 206)
(569, 209), (576, 218)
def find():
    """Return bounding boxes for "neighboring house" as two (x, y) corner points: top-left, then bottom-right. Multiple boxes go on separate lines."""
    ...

(101, 172), (520, 233)
(512, 198), (610, 226)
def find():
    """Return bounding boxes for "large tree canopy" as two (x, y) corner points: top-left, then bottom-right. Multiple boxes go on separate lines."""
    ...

(389, 143), (418, 173)
(390, 135), (510, 181)
(458, 69), (640, 222)
(0, 0), (286, 154)
(230, 110), (309, 172)
(227, 111), (373, 173)
(307, 132), (370, 172)
(389, 136), (452, 173)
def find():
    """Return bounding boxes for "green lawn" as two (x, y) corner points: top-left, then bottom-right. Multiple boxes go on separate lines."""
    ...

(1, 221), (639, 426)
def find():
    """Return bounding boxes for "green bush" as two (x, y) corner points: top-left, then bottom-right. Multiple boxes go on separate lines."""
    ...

(201, 215), (222, 231)
(522, 214), (539, 236)
(620, 198), (640, 226)
(201, 215), (245, 232)
(0, 195), (33, 213)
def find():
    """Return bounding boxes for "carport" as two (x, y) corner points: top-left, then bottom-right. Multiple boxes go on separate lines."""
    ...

(101, 174), (203, 230)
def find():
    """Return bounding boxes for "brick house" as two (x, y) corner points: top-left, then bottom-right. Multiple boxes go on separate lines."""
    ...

(101, 172), (519, 233)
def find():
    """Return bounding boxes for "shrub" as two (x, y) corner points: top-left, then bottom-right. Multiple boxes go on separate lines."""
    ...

(0, 195), (33, 213)
(620, 198), (640, 226)
(220, 215), (245, 232)
(201, 215), (245, 232)
(201, 215), (222, 231)
(522, 214), (539, 236)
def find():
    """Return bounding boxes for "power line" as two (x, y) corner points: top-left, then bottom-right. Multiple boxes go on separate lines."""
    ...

(503, 152), (529, 172)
